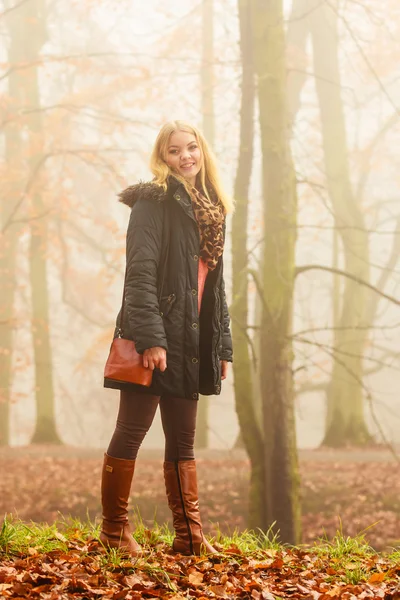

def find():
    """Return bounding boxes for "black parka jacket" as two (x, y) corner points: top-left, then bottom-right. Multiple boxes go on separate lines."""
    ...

(104, 176), (233, 400)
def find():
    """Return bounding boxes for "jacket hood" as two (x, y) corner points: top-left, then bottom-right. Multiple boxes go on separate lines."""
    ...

(118, 180), (166, 208)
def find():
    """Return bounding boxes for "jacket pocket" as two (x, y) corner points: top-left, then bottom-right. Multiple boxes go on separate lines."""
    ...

(159, 293), (176, 318)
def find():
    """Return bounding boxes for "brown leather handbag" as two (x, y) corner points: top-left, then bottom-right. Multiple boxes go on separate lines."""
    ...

(104, 245), (169, 387)
(104, 337), (153, 387)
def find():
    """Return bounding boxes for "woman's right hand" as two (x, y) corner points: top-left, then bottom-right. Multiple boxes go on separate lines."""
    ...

(143, 347), (167, 372)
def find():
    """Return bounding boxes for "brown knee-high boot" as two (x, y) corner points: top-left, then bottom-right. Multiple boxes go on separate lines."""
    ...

(100, 454), (141, 556)
(163, 460), (217, 555)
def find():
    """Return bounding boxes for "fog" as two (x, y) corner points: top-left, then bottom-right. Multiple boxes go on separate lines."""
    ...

(1, 0), (400, 547)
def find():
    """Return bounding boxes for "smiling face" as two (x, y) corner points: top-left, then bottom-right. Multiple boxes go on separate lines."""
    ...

(165, 130), (202, 187)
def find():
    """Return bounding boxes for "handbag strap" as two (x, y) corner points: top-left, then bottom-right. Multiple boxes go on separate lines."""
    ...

(118, 214), (170, 338)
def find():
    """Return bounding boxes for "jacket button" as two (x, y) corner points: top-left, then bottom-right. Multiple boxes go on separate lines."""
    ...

(159, 311), (164, 317)
(192, 357), (198, 364)
(175, 194), (181, 201)
(191, 289), (197, 295)
(192, 393), (198, 400)
(192, 322), (198, 330)
(193, 254), (199, 261)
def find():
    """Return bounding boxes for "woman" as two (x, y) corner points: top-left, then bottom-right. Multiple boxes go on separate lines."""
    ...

(101, 120), (234, 557)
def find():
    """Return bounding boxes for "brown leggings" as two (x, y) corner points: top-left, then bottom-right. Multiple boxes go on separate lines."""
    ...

(107, 390), (198, 462)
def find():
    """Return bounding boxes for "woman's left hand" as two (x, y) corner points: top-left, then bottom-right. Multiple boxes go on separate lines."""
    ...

(221, 360), (229, 380)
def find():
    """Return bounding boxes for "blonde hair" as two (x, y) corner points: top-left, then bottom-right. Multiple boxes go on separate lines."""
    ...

(149, 120), (234, 214)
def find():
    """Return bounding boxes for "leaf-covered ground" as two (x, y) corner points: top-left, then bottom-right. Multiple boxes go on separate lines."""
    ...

(1, 447), (400, 551)
(1, 518), (400, 599)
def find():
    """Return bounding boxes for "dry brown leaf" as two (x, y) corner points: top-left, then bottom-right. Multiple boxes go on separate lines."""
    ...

(250, 560), (273, 570)
(188, 571), (204, 586)
(209, 584), (228, 597)
(325, 586), (343, 597)
(261, 590), (276, 600)
(368, 572), (386, 583)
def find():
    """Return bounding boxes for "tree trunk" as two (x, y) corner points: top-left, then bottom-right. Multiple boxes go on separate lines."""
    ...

(286, 0), (311, 122)
(0, 4), (26, 445)
(21, 0), (61, 444)
(0, 229), (18, 446)
(310, 1), (371, 447)
(238, 0), (310, 451)
(232, 0), (265, 528)
(252, 0), (301, 543)
(197, 0), (215, 449)
(0, 230), (17, 446)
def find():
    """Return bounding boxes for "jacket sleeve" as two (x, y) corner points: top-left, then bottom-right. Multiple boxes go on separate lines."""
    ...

(124, 197), (167, 353)
(219, 275), (233, 362)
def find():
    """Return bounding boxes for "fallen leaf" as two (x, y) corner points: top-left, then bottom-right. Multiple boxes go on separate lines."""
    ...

(368, 572), (386, 583)
(209, 584), (228, 597)
(188, 571), (204, 586)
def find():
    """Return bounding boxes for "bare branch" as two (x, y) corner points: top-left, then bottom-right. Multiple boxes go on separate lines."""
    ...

(366, 215), (400, 323)
(1, 147), (135, 234)
(0, 103), (157, 131)
(295, 264), (400, 307)
(285, 1), (324, 22)
(56, 219), (106, 328)
(1, 153), (49, 234)
(356, 112), (399, 200)
(294, 354), (393, 399)
(326, 0), (400, 116)
(231, 315), (258, 370)
(5, 208), (53, 227)
(0, 51), (237, 83)
(295, 381), (328, 396)
(317, 340), (400, 463)
(292, 323), (400, 337)
(64, 219), (123, 276)
(293, 336), (399, 371)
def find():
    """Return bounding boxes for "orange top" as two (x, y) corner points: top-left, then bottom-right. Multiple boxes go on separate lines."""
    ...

(197, 258), (208, 314)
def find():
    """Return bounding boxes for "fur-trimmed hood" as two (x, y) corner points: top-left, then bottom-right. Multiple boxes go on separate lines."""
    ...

(118, 180), (166, 208)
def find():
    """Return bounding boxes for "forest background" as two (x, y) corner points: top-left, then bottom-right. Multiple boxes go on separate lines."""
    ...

(1, 0), (400, 549)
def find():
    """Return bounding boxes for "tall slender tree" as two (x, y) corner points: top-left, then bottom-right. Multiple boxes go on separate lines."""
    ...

(233, 0), (301, 542)
(309, 1), (371, 446)
(22, 0), (60, 443)
(231, 0), (264, 527)
(252, 0), (301, 543)
(0, 3), (24, 445)
(197, 0), (215, 449)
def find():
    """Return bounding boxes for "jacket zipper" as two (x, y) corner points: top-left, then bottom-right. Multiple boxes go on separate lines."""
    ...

(213, 287), (222, 385)
(160, 293), (176, 317)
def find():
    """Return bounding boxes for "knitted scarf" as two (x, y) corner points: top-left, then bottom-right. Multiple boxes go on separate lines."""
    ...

(190, 187), (225, 271)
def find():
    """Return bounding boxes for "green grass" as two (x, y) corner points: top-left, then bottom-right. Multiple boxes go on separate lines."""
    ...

(310, 523), (383, 585)
(343, 565), (369, 585)
(315, 529), (375, 559)
(0, 514), (283, 568)
(0, 516), (70, 555)
(0, 513), (397, 566)
(214, 522), (281, 556)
